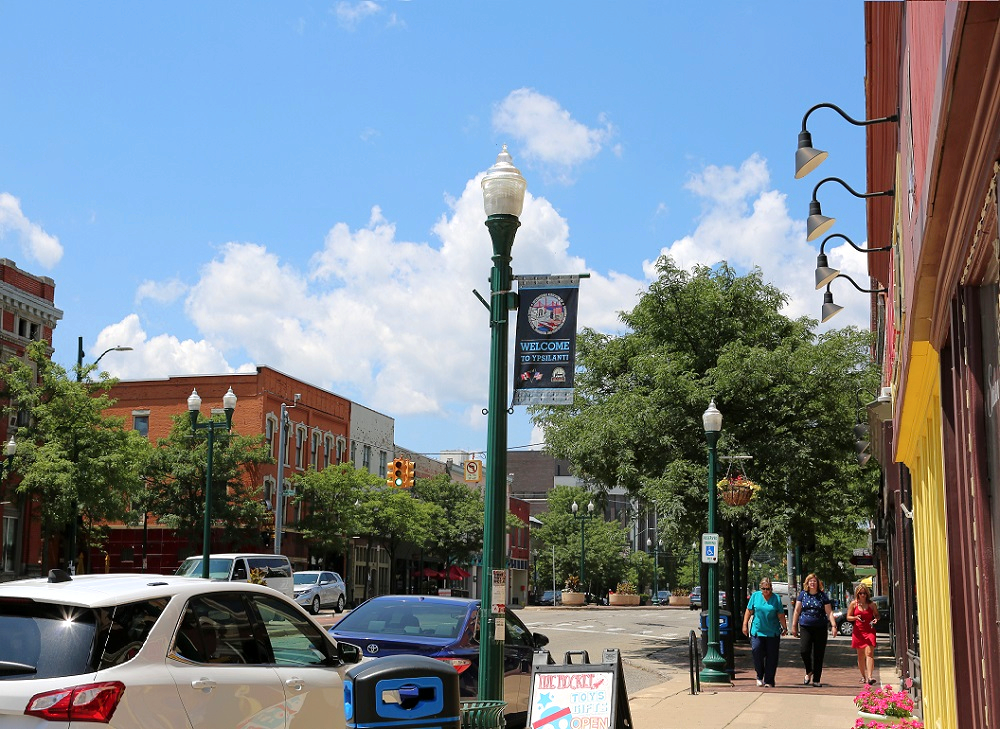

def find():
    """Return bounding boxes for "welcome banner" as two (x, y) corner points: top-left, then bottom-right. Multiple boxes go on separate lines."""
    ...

(512, 274), (581, 406)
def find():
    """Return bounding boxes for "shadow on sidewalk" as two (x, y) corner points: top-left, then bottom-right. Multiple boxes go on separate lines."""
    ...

(707, 636), (898, 696)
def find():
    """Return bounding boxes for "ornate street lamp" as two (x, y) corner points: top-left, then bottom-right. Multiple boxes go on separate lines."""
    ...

(700, 398), (728, 683)
(572, 500), (596, 589)
(478, 145), (526, 703)
(188, 387), (237, 580)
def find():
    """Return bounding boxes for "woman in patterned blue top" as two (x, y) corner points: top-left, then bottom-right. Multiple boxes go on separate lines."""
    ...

(790, 573), (838, 687)
(741, 577), (788, 687)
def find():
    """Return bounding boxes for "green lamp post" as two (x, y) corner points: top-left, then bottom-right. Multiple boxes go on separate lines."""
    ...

(700, 398), (729, 683)
(188, 387), (237, 580)
(647, 537), (662, 600)
(478, 145), (526, 703)
(571, 500), (596, 590)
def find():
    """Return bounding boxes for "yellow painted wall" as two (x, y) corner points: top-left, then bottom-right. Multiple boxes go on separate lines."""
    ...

(896, 341), (957, 728)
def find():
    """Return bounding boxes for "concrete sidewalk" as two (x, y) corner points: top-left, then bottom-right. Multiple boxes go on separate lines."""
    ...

(626, 631), (898, 728)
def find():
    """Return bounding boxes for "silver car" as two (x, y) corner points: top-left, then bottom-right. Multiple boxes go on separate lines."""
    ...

(0, 571), (360, 728)
(294, 570), (347, 614)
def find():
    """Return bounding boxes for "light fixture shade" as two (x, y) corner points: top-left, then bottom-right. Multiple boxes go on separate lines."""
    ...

(853, 422), (870, 440)
(815, 265), (840, 289)
(795, 131), (828, 179)
(814, 252), (839, 289)
(4, 436), (15, 457)
(702, 399), (723, 432)
(807, 200), (836, 241)
(223, 386), (238, 411)
(857, 451), (871, 467)
(821, 299), (844, 323)
(855, 440), (870, 455)
(187, 388), (202, 412)
(482, 145), (526, 217)
(571, 501), (579, 514)
(587, 501), (595, 513)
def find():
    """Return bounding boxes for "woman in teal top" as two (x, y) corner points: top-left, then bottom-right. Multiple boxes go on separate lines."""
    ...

(741, 577), (788, 687)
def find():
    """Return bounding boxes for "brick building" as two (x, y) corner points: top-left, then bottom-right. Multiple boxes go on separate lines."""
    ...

(102, 367), (354, 574)
(0, 259), (62, 579)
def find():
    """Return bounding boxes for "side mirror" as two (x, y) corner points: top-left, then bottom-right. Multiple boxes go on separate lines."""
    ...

(533, 632), (549, 648)
(338, 641), (362, 664)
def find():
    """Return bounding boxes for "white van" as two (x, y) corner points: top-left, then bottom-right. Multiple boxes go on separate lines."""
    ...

(175, 553), (294, 598)
(771, 582), (792, 613)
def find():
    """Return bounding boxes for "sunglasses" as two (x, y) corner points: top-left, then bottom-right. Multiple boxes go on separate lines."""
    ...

(761, 587), (772, 591)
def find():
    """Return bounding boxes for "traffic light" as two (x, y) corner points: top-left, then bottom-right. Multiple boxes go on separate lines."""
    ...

(389, 458), (405, 488)
(403, 459), (415, 489)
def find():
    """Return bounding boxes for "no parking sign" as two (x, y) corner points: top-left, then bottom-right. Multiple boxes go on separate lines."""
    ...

(464, 459), (482, 483)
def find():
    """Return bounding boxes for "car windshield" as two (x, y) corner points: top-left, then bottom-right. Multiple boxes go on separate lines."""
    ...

(175, 558), (233, 579)
(294, 573), (321, 586)
(334, 601), (469, 639)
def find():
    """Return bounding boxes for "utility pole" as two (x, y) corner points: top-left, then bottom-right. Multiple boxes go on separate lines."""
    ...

(274, 395), (299, 554)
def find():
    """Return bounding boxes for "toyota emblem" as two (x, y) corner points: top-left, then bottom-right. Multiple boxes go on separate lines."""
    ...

(366, 644), (379, 654)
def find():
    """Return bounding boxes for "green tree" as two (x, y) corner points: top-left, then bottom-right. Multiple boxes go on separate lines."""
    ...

(1, 341), (151, 570)
(531, 258), (880, 613)
(411, 474), (484, 568)
(532, 485), (630, 598)
(292, 462), (382, 555)
(143, 413), (272, 556)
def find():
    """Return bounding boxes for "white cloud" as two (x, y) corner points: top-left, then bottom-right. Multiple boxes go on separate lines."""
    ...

(102, 153), (866, 444)
(648, 154), (870, 330)
(334, 1), (382, 30)
(492, 89), (615, 182)
(0, 192), (64, 268)
(108, 174), (645, 425)
(135, 278), (187, 306)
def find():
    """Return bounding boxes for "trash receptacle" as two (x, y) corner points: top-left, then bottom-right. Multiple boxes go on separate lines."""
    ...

(344, 655), (461, 729)
(459, 700), (506, 729)
(699, 609), (734, 676)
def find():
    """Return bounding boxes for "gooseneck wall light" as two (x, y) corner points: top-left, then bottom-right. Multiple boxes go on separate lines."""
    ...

(807, 177), (895, 242)
(795, 102), (899, 179)
(188, 387), (237, 580)
(821, 274), (888, 323)
(478, 145), (526, 704)
(814, 233), (893, 290)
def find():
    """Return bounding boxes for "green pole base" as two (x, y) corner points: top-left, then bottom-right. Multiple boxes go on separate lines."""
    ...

(700, 644), (730, 684)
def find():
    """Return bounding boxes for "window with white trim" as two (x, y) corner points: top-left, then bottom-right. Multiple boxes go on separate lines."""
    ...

(295, 426), (305, 469)
(311, 431), (320, 469)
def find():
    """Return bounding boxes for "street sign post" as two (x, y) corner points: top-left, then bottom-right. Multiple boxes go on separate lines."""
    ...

(701, 533), (719, 564)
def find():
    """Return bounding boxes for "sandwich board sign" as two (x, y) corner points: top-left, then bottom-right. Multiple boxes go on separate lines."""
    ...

(528, 648), (633, 729)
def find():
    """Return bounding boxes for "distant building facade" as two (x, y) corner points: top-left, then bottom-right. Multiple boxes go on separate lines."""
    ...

(1, 259), (63, 580)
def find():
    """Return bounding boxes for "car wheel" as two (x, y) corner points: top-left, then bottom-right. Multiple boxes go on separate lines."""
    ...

(335, 595), (345, 613)
(839, 620), (853, 637)
(311, 595), (321, 615)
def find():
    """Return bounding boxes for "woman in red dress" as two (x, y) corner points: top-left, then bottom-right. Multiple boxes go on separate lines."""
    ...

(847, 583), (880, 684)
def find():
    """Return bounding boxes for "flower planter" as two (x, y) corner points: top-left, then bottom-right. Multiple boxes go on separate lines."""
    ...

(669, 595), (690, 607)
(857, 711), (909, 725)
(608, 593), (640, 606)
(561, 592), (585, 606)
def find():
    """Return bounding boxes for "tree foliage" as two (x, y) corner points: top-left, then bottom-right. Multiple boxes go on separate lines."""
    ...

(1, 341), (152, 566)
(143, 413), (272, 556)
(411, 474), (484, 567)
(531, 258), (880, 594)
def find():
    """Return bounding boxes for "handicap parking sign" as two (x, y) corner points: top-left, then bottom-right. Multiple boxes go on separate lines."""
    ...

(701, 533), (719, 564)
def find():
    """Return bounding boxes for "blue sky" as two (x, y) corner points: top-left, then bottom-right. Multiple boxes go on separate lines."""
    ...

(0, 1), (873, 458)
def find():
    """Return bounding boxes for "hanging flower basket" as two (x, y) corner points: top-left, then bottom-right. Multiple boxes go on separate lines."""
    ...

(717, 475), (759, 506)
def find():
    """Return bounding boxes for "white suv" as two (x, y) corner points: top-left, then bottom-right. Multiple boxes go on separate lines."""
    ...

(293, 571), (347, 614)
(0, 570), (359, 727)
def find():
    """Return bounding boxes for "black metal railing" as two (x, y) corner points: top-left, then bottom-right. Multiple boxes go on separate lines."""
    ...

(688, 629), (702, 695)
